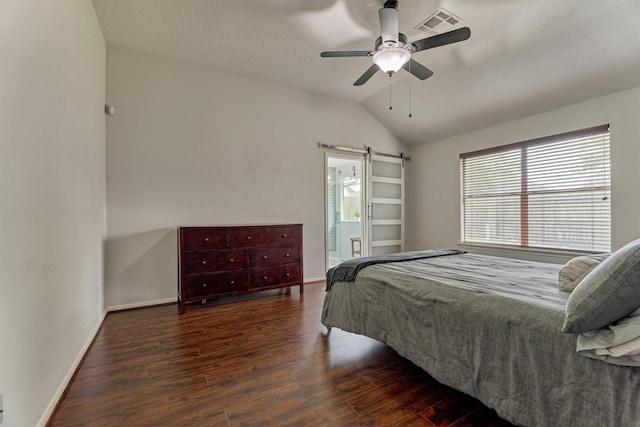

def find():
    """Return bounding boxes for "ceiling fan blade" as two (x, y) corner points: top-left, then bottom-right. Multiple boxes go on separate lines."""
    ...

(411, 27), (471, 52)
(354, 64), (380, 86)
(378, 4), (399, 43)
(321, 51), (372, 58)
(402, 59), (434, 80)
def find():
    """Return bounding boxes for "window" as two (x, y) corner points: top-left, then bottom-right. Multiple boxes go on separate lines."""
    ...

(460, 125), (610, 252)
(342, 178), (362, 221)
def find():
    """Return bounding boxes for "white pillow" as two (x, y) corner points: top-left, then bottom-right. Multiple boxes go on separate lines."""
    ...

(558, 253), (609, 292)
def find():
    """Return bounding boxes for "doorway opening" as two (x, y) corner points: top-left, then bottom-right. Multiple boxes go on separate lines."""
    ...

(326, 155), (365, 269)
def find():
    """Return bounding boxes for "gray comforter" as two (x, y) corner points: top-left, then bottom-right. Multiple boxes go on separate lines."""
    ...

(321, 253), (640, 427)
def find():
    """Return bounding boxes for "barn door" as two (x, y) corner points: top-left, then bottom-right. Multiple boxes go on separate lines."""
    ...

(367, 154), (405, 255)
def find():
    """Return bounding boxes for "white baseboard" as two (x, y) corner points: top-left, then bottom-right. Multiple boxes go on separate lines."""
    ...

(106, 297), (177, 312)
(37, 308), (109, 427)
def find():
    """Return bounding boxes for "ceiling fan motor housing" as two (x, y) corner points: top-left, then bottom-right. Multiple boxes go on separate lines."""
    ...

(375, 33), (408, 51)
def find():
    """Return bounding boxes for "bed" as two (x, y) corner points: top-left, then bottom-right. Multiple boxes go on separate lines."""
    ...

(321, 248), (640, 427)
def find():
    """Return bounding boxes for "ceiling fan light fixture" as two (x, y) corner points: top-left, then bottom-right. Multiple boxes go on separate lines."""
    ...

(373, 48), (410, 73)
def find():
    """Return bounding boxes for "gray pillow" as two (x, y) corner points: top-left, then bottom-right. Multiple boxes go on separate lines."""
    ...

(563, 239), (640, 334)
(558, 253), (610, 292)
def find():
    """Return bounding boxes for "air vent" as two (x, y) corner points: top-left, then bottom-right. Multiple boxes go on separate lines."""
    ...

(415, 8), (463, 37)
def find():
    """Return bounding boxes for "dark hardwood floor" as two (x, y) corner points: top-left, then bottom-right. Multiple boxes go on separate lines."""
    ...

(48, 281), (515, 426)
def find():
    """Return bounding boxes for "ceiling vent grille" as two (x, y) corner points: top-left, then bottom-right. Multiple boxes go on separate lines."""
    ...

(415, 9), (463, 37)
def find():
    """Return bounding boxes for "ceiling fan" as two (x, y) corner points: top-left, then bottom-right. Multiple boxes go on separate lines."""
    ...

(320, 0), (471, 86)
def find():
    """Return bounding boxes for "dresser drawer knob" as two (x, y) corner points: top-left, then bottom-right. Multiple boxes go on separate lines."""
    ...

(229, 258), (234, 263)
(204, 237), (209, 242)
(246, 236), (252, 240)
(230, 280), (235, 285)
(202, 283), (207, 287)
(263, 276), (268, 280)
(262, 255), (268, 259)
(201, 299), (207, 304)
(282, 234), (287, 238)
(201, 260), (207, 265)
(284, 253), (290, 257)
(286, 272), (290, 277)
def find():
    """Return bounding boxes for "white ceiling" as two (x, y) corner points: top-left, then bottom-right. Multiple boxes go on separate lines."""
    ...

(92, 0), (640, 146)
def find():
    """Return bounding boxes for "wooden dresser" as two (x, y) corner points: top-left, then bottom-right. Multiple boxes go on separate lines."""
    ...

(178, 224), (303, 312)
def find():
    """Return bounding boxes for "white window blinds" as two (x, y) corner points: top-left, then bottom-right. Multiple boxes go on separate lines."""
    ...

(460, 125), (611, 252)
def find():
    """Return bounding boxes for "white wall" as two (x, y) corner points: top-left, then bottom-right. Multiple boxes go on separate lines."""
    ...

(105, 45), (406, 308)
(408, 87), (640, 263)
(0, 1), (106, 425)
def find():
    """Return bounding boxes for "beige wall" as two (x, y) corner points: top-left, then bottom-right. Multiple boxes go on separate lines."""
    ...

(408, 87), (640, 263)
(104, 45), (407, 308)
(0, 0), (106, 425)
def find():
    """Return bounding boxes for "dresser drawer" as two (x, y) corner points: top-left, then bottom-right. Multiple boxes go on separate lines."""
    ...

(249, 245), (300, 268)
(182, 228), (228, 251)
(268, 225), (302, 246)
(228, 226), (269, 247)
(185, 271), (249, 296)
(182, 249), (248, 274)
(250, 265), (301, 289)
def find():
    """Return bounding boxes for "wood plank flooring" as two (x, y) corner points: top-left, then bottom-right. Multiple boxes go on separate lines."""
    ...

(48, 282), (515, 426)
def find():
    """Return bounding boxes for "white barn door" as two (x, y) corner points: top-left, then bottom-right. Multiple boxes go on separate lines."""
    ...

(367, 154), (405, 255)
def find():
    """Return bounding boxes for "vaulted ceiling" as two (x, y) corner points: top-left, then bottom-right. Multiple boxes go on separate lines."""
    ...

(93, 0), (640, 146)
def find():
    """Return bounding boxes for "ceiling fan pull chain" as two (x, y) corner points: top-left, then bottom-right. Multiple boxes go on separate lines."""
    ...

(409, 86), (412, 118)
(389, 74), (393, 110)
(409, 61), (412, 118)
